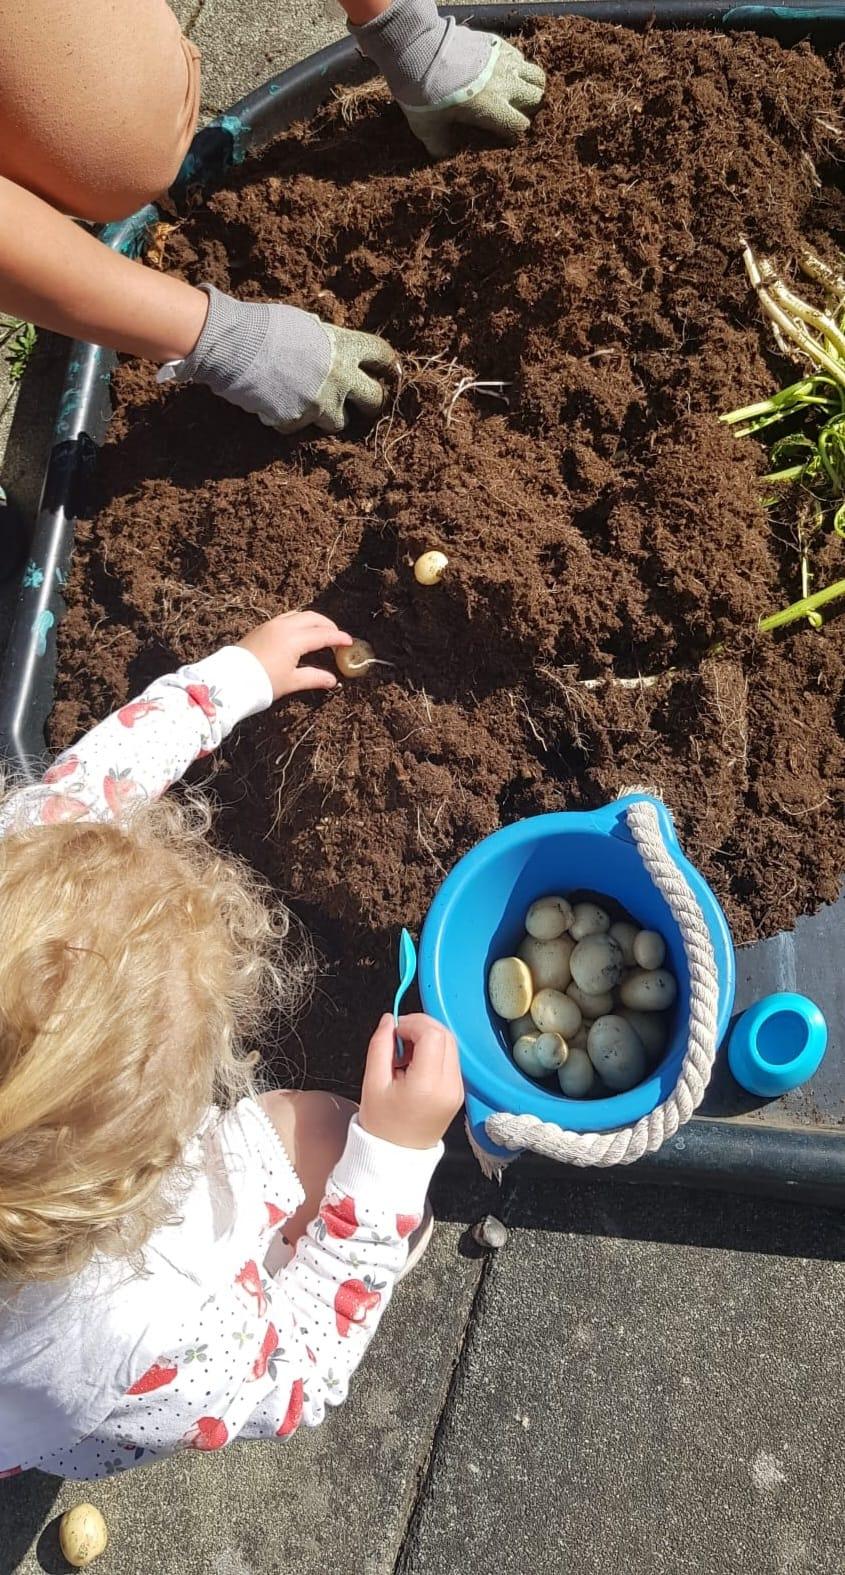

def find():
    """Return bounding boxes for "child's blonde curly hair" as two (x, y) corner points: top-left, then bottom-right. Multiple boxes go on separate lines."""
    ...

(0, 785), (312, 1286)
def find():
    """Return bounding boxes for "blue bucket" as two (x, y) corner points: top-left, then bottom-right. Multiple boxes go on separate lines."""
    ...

(419, 795), (736, 1160)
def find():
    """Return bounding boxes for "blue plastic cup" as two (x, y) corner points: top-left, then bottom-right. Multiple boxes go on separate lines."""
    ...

(419, 795), (736, 1160)
(727, 993), (828, 1099)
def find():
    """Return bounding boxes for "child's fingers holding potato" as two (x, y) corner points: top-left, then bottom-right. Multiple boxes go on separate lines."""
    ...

(239, 609), (353, 697)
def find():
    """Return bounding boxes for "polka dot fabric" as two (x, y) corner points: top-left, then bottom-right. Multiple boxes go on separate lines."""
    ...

(35, 1109), (437, 1479)
(1, 648), (443, 1479)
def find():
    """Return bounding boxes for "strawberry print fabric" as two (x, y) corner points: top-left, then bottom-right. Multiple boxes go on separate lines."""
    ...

(33, 1108), (426, 1478)
(0, 645), (273, 835)
(0, 647), (441, 1479)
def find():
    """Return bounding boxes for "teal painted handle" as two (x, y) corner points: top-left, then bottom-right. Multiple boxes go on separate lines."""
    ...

(725, 3), (845, 20)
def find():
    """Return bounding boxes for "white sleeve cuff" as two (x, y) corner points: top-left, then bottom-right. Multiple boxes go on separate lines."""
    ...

(184, 645), (274, 729)
(332, 1117), (443, 1215)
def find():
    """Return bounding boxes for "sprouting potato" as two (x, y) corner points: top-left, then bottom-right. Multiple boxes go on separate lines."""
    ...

(512, 1033), (544, 1077)
(633, 929), (667, 971)
(414, 550), (449, 585)
(619, 968), (677, 1012)
(570, 935), (624, 996)
(587, 1015), (647, 1092)
(525, 896), (574, 940)
(567, 981), (614, 1020)
(534, 1031), (569, 1071)
(569, 902), (610, 941)
(488, 957), (534, 1020)
(508, 1012), (537, 1044)
(335, 639), (378, 679)
(619, 1007), (670, 1062)
(518, 933), (574, 991)
(609, 921), (639, 966)
(530, 988), (582, 1038)
(557, 1046), (598, 1098)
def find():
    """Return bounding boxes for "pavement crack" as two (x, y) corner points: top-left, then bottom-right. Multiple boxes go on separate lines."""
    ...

(391, 1248), (497, 1575)
(184, 0), (208, 34)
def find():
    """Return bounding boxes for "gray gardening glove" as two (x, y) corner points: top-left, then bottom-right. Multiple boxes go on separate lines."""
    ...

(350, 0), (545, 159)
(158, 284), (397, 434)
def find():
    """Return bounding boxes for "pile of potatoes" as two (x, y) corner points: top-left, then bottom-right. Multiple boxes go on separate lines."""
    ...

(487, 895), (678, 1098)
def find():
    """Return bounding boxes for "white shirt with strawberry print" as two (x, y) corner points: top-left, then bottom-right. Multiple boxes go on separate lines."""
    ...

(0, 647), (442, 1479)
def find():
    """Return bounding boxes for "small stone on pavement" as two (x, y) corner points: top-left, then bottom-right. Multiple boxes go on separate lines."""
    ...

(472, 1215), (508, 1250)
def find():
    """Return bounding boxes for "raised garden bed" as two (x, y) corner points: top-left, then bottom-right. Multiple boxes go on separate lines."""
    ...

(3, 4), (845, 1200)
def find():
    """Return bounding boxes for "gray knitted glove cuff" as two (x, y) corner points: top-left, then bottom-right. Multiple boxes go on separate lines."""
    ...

(159, 285), (397, 435)
(350, 0), (490, 107)
(172, 284), (270, 396)
(158, 284), (333, 429)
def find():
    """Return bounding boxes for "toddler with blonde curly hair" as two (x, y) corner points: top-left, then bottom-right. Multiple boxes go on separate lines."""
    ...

(0, 609), (463, 1478)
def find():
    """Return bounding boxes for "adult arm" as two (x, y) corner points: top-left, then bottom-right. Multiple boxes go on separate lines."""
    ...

(0, 179), (395, 433)
(0, 176), (207, 360)
(338, 0), (391, 19)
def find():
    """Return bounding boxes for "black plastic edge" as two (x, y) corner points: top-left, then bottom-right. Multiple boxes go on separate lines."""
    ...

(443, 1117), (845, 1204)
(0, 345), (116, 774)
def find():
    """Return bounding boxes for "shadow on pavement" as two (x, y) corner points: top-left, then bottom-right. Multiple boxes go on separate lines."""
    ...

(1, 333), (68, 527)
(432, 1160), (845, 1263)
(0, 1471), (63, 1574)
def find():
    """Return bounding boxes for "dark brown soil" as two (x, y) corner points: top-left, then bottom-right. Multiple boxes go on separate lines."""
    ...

(50, 20), (845, 1091)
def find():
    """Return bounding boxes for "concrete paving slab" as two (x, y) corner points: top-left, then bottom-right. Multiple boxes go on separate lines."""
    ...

(3, 1213), (485, 1575)
(398, 1176), (845, 1575)
(192, 0), (347, 114)
(171, 0), (205, 30)
(0, 336), (66, 530)
(192, 0), (530, 113)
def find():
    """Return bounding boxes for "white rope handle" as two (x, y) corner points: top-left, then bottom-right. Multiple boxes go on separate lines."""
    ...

(479, 799), (721, 1168)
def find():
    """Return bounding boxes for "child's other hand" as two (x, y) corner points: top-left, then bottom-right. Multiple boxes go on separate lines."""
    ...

(359, 1013), (464, 1150)
(239, 610), (353, 698)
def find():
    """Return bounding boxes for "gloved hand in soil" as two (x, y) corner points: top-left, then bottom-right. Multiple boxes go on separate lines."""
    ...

(158, 284), (398, 434)
(348, 0), (545, 158)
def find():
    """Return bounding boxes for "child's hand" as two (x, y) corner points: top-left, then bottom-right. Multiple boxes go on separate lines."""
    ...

(239, 610), (353, 698)
(359, 1013), (464, 1150)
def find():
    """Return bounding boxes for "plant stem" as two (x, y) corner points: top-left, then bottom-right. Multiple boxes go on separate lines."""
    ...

(798, 528), (823, 628)
(759, 578), (845, 632)
(720, 379), (837, 428)
(720, 398), (779, 426)
(770, 278), (845, 363)
(740, 238), (845, 389)
(800, 252), (845, 302)
(762, 463), (808, 484)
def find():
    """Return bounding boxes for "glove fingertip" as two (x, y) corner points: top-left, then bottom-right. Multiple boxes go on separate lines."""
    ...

(316, 411), (346, 435)
(519, 62), (547, 89)
(424, 135), (456, 161)
(516, 83), (545, 112)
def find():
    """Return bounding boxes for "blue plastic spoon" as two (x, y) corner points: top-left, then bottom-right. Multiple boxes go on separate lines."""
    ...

(393, 928), (418, 1058)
